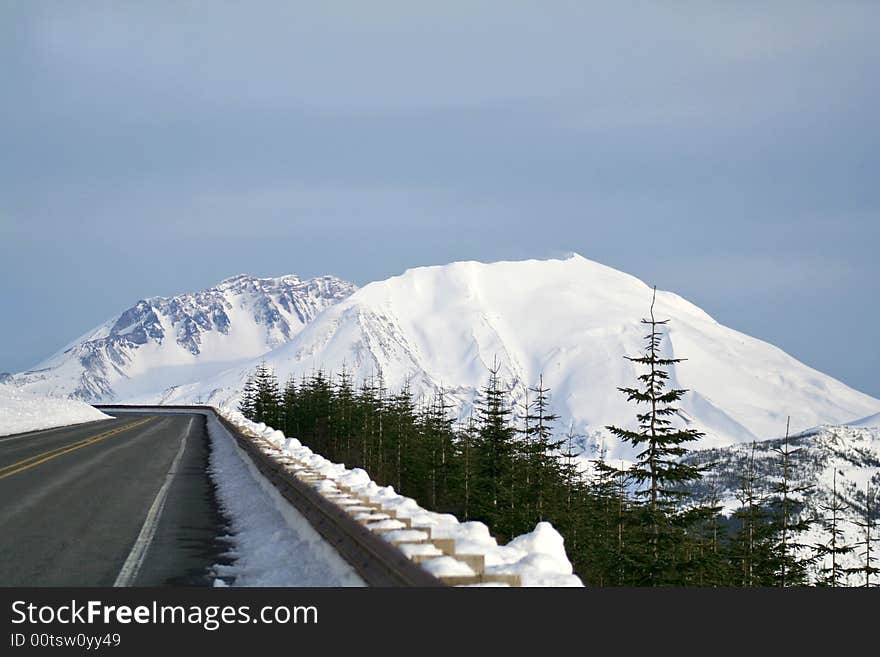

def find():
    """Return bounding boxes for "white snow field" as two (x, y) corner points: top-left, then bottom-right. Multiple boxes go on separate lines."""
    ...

(205, 410), (365, 587)
(219, 407), (583, 587)
(0, 385), (111, 436)
(165, 255), (878, 462)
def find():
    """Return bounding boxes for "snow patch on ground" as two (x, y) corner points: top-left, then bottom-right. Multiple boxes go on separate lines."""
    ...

(0, 385), (111, 436)
(204, 412), (364, 587)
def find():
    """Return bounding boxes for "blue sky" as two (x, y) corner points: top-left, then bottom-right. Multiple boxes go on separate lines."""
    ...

(1, 2), (878, 397)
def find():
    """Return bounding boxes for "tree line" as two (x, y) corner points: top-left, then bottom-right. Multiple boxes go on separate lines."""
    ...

(237, 292), (876, 587)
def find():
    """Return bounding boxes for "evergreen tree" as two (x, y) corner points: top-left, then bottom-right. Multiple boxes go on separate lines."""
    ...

(605, 287), (706, 585)
(334, 366), (355, 461)
(525, 375), (562, 521)
(814, 470), (853, 587)
(411, 388), (457, 511)
(238, 371), (257, 420)
(516, 386), (533, 526)
(589, 457), (634, 586)
(458, 412), (477, 521)
(684, 472), (728, 587)
(472, 358), (518, 539)
(769, 417), (813, 586)
(252, 362), (281, 427)
(847, 483), (878, 587)
(729, 442), (777, 586)
(281, 376), (298, 436)
(388, 381), (416, 493)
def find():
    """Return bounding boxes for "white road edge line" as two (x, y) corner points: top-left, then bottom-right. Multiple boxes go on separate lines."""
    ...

(113, 417), (192, 587)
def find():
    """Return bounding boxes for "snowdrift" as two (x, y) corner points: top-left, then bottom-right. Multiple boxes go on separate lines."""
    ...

(0, 385), (111, 436)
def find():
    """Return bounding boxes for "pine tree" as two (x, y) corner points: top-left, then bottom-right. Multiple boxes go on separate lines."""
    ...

(549, 422), (594, 582)
(526, 375), (562, 521)
(769, 417), (813, 586)
(847, 483), (878, 587)
(460, 412), (477, 521)
(388, 381), (416, 493)
(281, 376), (298, 436)
(729, 442), (778, 586)
(684, 472), (728, 587)
(418, 388), (455, 509)
(252, 362), (281, 427)
(334, 365), (355, 462)
(517, 385), (533, 525)
(238, 371), (257, 420)
(814, 470), (853, 587)
(605, 287), (706, 585)
(307, 369), (333, 454)
(589, 457), (634, 586)
(472, 358), (518, 539)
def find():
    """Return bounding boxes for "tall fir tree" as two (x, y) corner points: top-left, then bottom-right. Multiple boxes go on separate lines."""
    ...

(769, 417), (813, 586)
(334, 365), (355, 461)
(472, 358), (518, 539)
(847, 483), (878, 587)
(605, 287), (706, 585)
(814, 470), (853, 587)
(238, 371), (257, 420)
(281, 376), (299, 436)
(251, 362), (281, 427)
(389, 381), (416, 493)
(729, 441), (778, 586)
(525, 375), (563, 522)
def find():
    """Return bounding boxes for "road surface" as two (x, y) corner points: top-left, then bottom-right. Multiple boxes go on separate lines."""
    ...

(0, 411), (227, 586)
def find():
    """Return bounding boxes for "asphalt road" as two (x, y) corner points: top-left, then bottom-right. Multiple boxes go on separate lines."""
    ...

(0, 411), (228, 587)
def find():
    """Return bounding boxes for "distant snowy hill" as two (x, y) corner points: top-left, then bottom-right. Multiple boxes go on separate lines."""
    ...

(685, 422), (880, 585)
(160, 255), (879, 460)
(849, 412), (880, 428)
(11, 274), (356, 402)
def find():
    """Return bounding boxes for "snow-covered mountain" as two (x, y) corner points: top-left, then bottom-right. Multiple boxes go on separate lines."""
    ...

(685, 417), (880, 585)
(161, 255), (879, 459)
(10, 274), (356, 402)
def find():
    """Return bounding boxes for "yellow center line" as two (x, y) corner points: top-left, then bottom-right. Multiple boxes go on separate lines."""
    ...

(0, 418), (154, 481)
(0, 421), (147, 474)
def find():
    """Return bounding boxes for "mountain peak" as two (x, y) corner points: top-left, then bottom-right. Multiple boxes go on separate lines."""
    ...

(171, 255), (878, 460)
(218, 273), (255, 285)
(13, 272), (357, 401)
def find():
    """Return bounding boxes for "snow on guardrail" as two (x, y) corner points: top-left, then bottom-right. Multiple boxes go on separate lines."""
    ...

(219, 407), (583, 587)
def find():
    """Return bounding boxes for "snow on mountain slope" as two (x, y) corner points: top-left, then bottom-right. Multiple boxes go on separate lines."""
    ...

(0, 385), (112, 436)
(163, 254), (880, 460)
(11, 274), (356, 402)
(848, 412), (880, 428)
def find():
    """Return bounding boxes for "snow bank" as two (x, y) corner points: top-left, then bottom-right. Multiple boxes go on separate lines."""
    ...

(219, 407), (583, 587)
(0, 385), (111, 436)
(205, 412), (364, 587)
